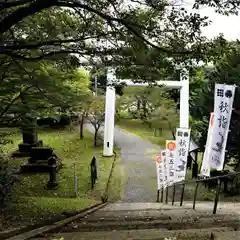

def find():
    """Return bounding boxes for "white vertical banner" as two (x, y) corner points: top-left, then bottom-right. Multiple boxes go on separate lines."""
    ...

(155, 151), (165, 190)
(200, 112), (214, 177)
(166, 140), (177, 186)
(162, 150), (169, 188)
(210, 84), (235, 170)
(175, 128), (191, 182)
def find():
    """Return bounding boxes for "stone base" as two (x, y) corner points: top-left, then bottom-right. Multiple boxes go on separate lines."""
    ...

(29, 147), (53, 163)
(18, 140), (43, 152)
(12, 140), (43, 158)
(11, 151), (31, 158)
(20, 159), (62, 173)
(12, 140), (44, 158)
(44, 181), (59, 190)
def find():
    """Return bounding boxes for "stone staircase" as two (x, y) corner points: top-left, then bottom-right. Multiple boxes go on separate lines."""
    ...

(33, 202), (240, 240)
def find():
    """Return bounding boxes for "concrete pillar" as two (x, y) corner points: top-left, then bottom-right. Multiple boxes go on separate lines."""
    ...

(179, 68), (189, 129)
(103, 68), (116, 156)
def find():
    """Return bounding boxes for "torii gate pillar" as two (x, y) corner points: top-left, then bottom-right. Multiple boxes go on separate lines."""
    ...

(103, 68), (116, 157)
(179, 68), (189, 129)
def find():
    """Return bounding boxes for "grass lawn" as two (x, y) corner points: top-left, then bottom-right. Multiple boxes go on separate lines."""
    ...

(0, 126), (121, 231)
(117, 118), (173, 147)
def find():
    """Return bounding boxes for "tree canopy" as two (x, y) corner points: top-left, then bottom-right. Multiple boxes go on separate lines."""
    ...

(0, 0), (234, 75)
(0, 55), (90, 123)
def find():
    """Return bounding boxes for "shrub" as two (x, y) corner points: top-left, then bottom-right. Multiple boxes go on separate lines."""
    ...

(59, 115), (71, 126)
(0, 154), (17, 207)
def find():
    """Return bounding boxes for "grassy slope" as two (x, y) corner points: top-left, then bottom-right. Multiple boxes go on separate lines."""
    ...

(0, 127), (121, 230)
(106, 149), (125, 202)
(117, 118), (173, 147)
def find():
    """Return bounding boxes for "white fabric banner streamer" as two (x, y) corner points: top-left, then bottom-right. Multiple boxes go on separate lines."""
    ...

(156, 153), (164, 190)
(200, 112), (214, 177)
(162, 150), (169, 188)
(175, 128), (191, 182)
(210, 84), (235, 170)
(166, 140), (177, 186)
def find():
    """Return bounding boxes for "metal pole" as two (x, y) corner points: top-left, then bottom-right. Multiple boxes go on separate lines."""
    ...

(161, 186), (164, 203)
(94, 75), (98, 96)
(193, 182), (199, 209)
(180, 184), (185, 206)
(172, 184), (176, 205)
(157, 190), (160, 202)
(213, 179), (221, 214)
(165, 186), (169, 204)
(74, 163), (78, 197)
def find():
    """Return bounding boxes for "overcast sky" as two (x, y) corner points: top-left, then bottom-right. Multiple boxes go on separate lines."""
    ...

(201, 11), (240, 40)
(183, 0), (240, 40)
(80, 1), (240, 65)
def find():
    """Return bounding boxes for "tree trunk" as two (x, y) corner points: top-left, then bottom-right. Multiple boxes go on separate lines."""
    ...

(159, 128), (162, 136)
(167, 120), (175, 139)
(171, 130), (175, 140)
(142, 100), (148, 119)
(94, 129), (98, 147)
(192, 162), (199, 178)
(80, 116), (84, 139)
(137, 100), (140, 110)
(153, 128), (156, 137)
(187, 155), (192, 169)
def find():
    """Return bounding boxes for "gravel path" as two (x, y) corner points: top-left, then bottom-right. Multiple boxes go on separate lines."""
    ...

(114, 128), (161, 202)
(86, 124), (161, 202)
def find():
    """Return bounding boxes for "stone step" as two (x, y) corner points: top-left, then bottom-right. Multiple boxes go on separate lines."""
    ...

(58, 202), (240, 233)
(85, 202), (240, 220)
(61, 217), (239, 232)
(29, 202), (240, 239)
(34, 228), (239, 240)
(99, 202), (240, 215)
(214, 230), (240, 240)
(84, 208), (237, 222)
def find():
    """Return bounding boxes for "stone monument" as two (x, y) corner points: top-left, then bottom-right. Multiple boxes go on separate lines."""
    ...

(21, 147), (62, 173)
(12, 117), (43, 157)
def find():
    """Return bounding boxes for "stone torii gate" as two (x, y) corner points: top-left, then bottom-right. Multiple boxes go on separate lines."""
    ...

(103, 68), (189, 156)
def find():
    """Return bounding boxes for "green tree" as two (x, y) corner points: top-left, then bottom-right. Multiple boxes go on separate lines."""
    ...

(0, 135), (17, 206)
(0, 56), (91, 132)
(118, 85), (178, 136)
(147, 92), (178, 139)
(78, 98), (91, 140)
(0, 153), (17, 207)
(64, 67), (91, 139)
(90, 67), (126, 96)
(119, 86), (152, 121)
(88, 96), (105, 146)
(150, 106), (178, 139)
